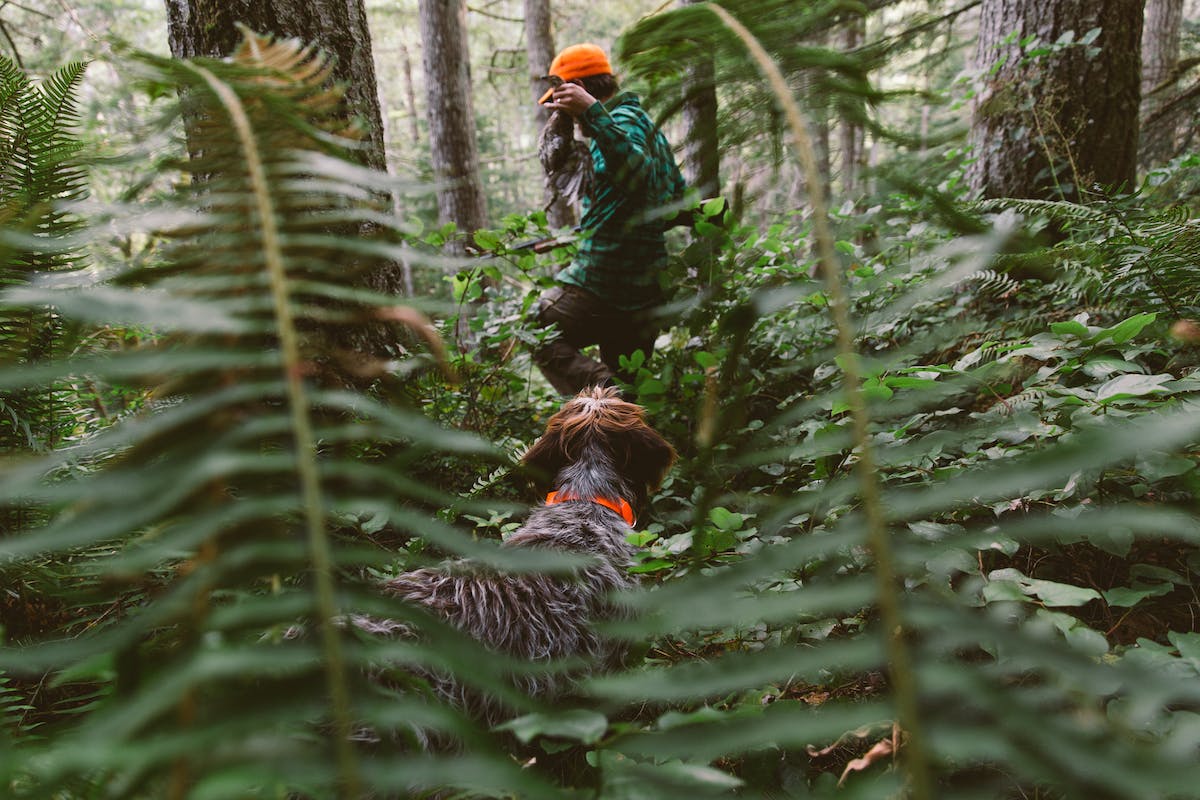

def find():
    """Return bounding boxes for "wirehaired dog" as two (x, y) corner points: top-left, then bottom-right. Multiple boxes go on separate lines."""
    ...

(372, 385), (675, 725)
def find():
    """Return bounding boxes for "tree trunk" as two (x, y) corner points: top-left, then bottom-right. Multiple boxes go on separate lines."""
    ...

(399, 38), (422, 147)
(164, 0), (406, 369)
(164, 0), (387, 173)
(1140, 0), (1183, 166)
(679, 0), (721, 198)
(419, 0), (489, 250)
(524, 0), (574, 229)
(838, 14), (864, 197)
(967, 0), (1144, 200)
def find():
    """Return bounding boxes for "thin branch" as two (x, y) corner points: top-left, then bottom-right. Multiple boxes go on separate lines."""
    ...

(55, 0), (98, 41)
(1145, 76), (1200, 127)
(0, 17), (23, 68)
(1146, 55), (1200, 97)
(867, 0), (981, 53)
(466, 4), (524, 23)
(4, 0), (55, 19)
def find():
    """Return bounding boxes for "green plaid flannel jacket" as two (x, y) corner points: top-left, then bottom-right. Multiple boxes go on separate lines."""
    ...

(555, 92), (687, 311)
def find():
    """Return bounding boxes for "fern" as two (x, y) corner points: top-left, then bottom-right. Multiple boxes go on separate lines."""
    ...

(955, 268), (1021, 299)
(592, 5), (1200, 799)
(970, 196), (1110, 224)
(0, 57), (89, 459)
(973, 194), (1200, 321)
(0, 32), (549, 799)
(5, 10), (1200, 800)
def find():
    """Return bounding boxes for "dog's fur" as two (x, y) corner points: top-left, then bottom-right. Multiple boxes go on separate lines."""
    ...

(373, 385), (675, 724)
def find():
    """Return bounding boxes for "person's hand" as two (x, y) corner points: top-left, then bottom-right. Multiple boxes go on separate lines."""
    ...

(547, 82), (597, 117)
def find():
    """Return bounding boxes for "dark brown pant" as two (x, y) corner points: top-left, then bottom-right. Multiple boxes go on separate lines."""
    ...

(533, 285), (657, 396)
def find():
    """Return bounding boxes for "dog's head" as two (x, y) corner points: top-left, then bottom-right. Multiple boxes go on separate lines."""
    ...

(522, 386), (676, 503)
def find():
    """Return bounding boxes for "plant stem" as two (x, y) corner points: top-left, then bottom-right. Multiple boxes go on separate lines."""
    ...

(706, 5), (933, 797)
(186, 61), (361, 798)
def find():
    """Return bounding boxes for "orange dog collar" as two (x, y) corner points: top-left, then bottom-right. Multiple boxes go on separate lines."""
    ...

(545, 490), (635, 527)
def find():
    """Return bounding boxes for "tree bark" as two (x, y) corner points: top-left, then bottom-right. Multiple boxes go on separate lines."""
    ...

(163, 0), (406, 370)
(419, 0), (489, 250)
(678, 0), (721, 198)
(967, 0), (1144, 200)
(524, 0), (574, 228)
(1140, 0), (1183, 165)
(164, 0), (387, 173)
(399, 38), (422, 147)
(838, 14), (865, 197)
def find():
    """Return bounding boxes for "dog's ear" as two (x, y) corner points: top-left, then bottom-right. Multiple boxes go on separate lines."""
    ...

(619, 422), (677, 497)
(520, 422), (568, 485)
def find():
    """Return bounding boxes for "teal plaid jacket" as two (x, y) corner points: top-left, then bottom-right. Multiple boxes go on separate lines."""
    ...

(555, 92), (687, 311)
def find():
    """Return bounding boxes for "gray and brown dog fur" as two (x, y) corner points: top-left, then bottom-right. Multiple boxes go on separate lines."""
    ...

(372, 385), (675, 724)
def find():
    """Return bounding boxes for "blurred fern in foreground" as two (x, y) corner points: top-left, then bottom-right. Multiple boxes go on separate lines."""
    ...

(0, 31), (558, 799)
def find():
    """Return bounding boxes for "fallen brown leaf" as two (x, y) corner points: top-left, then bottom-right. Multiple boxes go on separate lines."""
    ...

(838, 734), (895, 786)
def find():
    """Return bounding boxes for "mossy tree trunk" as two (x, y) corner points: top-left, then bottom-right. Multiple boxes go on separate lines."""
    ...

(967, 0), (1144, 200)
(163, 0), (406, 372)
(164, 0), (387, 173)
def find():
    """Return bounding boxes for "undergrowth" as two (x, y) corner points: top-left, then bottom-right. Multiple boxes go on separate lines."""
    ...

(2, 5), (1200, 800)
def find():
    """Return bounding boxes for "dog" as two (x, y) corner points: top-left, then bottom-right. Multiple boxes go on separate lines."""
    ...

(368, 385), (676, 726)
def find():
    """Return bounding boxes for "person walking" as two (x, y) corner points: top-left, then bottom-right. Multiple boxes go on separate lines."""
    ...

(532, 43), (687, 396)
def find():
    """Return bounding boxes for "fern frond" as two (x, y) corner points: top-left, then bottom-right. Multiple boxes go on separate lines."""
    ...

(956, 268), (1021, 298)
(969, 197), (1109, 223)
(0, 31), (509, 798)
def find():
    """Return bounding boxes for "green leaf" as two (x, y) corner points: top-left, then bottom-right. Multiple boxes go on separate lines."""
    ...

(497, 710), (609, 745)
(1135, 453), (1196, 482)
(981, 579), (1031, 604)
(591, 751), (743, 798)
(1082, 356), (1144, 379)
(701, 196), (725, 217)
(1050, 320), (1090, 338)
(629, 558), (673, 574)
(638, 378), (667, 396)
(1103, 583), (1173, 607)
(1033, 609), (1109, 656)
(884, 376), (939, 389)
(708, 507), (745, 531)
(987, 568), (1101, 606)
(1096, 312), (1156, 344)
(1089, 526), (1135, 557)
(626, 530), (658, 547)
(1169, 632), (1200, 669)
(1129, 564), (1188, 585)
(1095, 373), (1172, 402)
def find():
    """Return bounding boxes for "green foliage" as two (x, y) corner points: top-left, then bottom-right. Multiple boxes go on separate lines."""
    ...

(4, 5), (1200, 800)
(447, 70), (1200, 800)
(0, 32), (545, 799)
(978, 191), (1200, 321)
(0, 56), (89, 455)
(0, 55), (88, 256)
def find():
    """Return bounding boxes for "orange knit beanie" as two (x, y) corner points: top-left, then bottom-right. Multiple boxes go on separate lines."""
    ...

(538, 44), (613, 104)
(549, 44), (612, 81)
